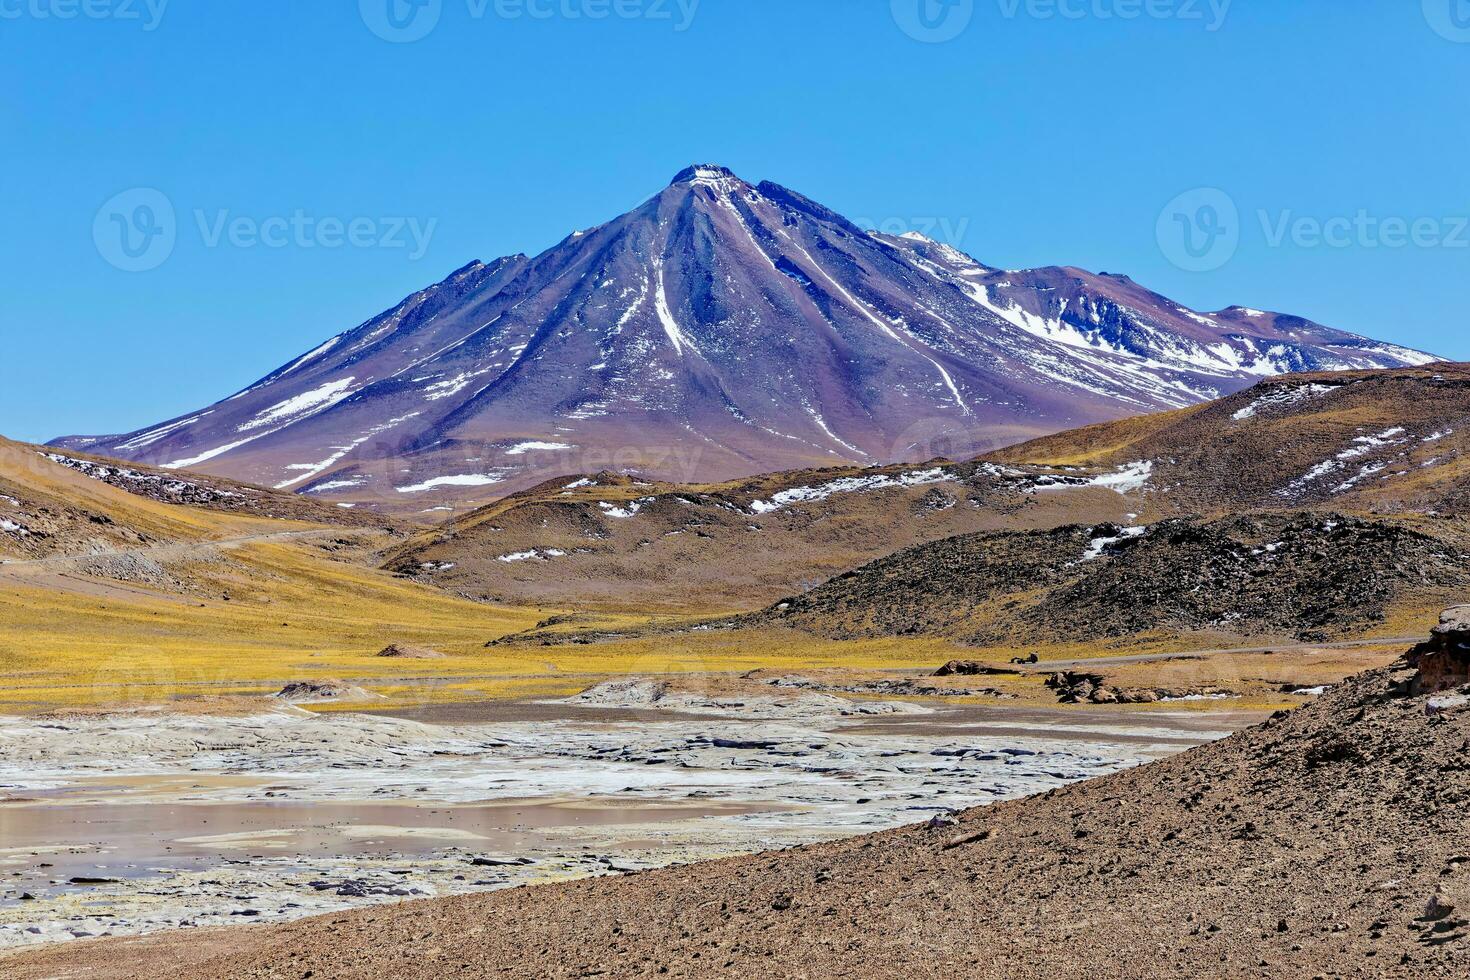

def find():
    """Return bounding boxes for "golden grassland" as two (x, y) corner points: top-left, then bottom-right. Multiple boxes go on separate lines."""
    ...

(0, 526), (1436, 716)
(0, 541), (534, 712)
(0, 533), (1429, 716)
(0, 536), (985, 713)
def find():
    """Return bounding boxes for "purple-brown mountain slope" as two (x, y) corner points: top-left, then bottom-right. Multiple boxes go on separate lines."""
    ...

(57, 165), (1436, 508)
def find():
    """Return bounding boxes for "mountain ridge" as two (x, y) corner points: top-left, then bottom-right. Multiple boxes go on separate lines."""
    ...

(57, 164), (1436, 509)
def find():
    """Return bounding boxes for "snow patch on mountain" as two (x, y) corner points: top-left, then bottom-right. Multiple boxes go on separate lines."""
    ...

(239, 378), (357, 433)
(278, 412), (423, 490)
(1080, 524), (1146, 561)
(599, 499), (651, 518)
(115, 412), (214, 452)
(396, 472), (510, 494)
(278, 335), (343, 377)
(497, 547), (567, 563)
(1278, 427), (1415, 498)
(504, 441), (574, 456)
(748, 468), (952, 515)
(1081, 461), (1154, 495)
(1232, 383), (1340, 420)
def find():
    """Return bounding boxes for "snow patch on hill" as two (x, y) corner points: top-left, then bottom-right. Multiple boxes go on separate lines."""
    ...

(749, 468), (951, 514)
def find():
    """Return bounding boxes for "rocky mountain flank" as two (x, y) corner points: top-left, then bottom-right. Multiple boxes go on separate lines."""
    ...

(10, 617), (1467, 978)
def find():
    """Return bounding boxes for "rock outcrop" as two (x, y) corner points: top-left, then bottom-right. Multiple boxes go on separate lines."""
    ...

(375, 644), (446, 659)
(1407, 605), (1470, 694)
(272, 679), (381, 703)
(1044, 671), (1231, 705)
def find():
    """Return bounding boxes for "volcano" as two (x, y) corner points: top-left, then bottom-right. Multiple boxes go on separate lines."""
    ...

(57, 164), (1437, 508)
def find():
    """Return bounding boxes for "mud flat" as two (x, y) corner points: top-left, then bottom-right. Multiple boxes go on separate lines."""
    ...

(0, 688), (1246, 951)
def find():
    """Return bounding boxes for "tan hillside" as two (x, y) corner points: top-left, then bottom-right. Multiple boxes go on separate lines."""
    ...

(381, 365), (1470, 614)
(0, 436), (387, 561)
(380, 463), (1133, 613)
(990, 362), (1470, 515)
(0, 434), (553, 714)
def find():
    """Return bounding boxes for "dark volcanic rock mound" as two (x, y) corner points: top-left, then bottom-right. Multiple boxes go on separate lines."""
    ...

(756, 513), (1470, 644)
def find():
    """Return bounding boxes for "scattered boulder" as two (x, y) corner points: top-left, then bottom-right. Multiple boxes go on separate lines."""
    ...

(1045, 672), (1231, 705)
(1424, 893), (1458, 922)
(568, 678), (671, 708)
(934, 660), (1019, 677)
(1046, 672), (1105, 704)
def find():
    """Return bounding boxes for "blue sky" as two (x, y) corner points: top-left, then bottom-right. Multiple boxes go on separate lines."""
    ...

(2, 0), (1467, 443)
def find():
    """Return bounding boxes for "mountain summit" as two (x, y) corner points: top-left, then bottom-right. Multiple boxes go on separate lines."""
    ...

(58, 165), (1437, 507)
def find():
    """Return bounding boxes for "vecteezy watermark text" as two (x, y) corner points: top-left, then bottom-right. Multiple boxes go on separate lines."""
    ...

(1259, 210), (1470, 250)
(360, 0), (699, 43)
(891, 0), (1230, 42)
(851, 215), (972, 246)
(0, 0), (168, 30)
(995, 0), (1230, 29)
(94, 188), (438, 272)
(195, 210), (437, 259)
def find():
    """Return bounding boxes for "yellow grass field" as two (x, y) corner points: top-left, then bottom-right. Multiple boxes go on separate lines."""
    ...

(0, 535), (983, 713)
(0, 460), (1435, 716)
(0, 526), (1425, 715)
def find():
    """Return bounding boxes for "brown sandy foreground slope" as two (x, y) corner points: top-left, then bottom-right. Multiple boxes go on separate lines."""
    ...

(11, 626), (1469, 979)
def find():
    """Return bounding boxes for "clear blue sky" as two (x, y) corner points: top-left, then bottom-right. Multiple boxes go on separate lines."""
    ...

(3, 0), (1468, 443)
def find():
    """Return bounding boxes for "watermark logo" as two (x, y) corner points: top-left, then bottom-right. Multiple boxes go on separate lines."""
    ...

(1156, 187), (1239, 273)
(93, 189), (439, 271)
(94, 188), (177, 273)
(891, 0), (975, 43)
(0, 0), (169, 30)
(1158, 188), (1470, 271)
(361, 0), (700, 42)
(1423, 0), (1470, 42)
(360, 0), (442, 43)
